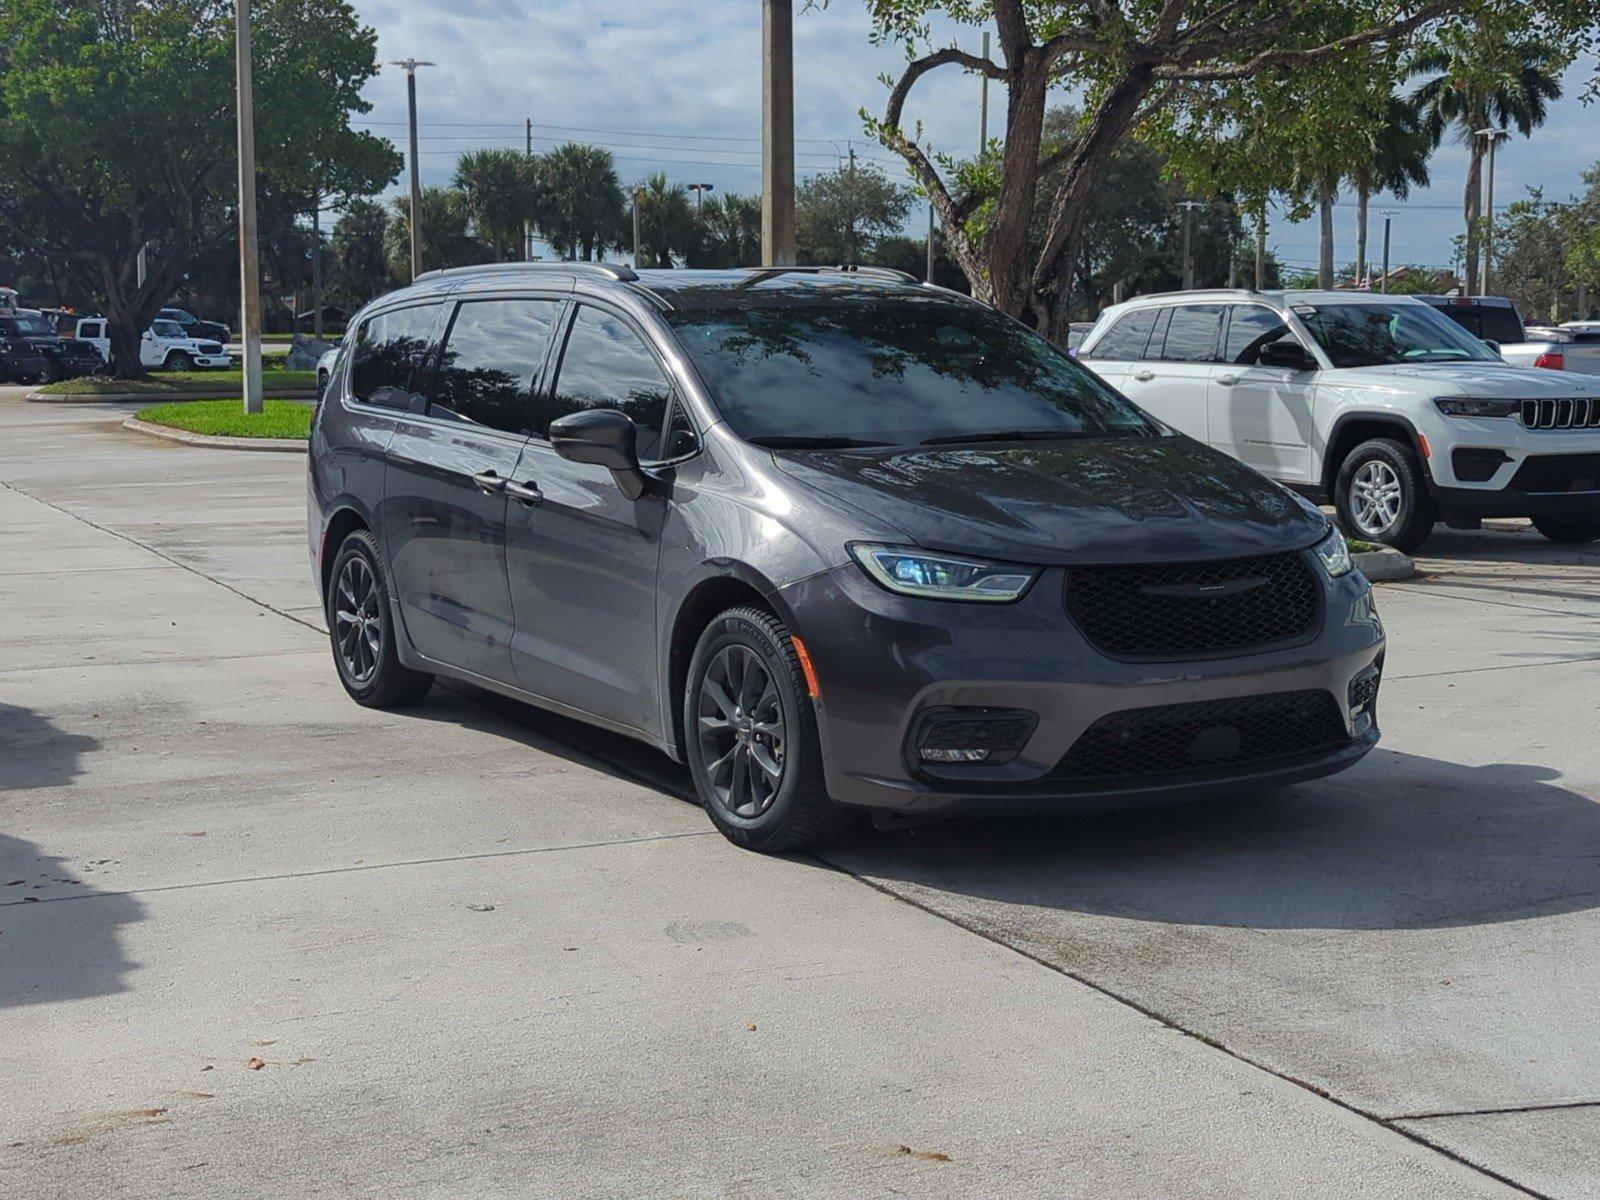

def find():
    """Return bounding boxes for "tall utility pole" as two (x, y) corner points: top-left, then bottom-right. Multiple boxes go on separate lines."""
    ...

(761, 0), (796, 266)
(1178, 200), (1203, 290)
(1476, 127), (1507, 295)
(632, 186), (644, 267)
(311, 188), (323, 339)
(846, 144), (858, 262)
(234, 0), (263, 415)
(926, 203), (936, 282)
(1380, 210), (1396, 293)
(979, 31), (991, 154)
(389, 58), (434, 281)
(524, 116), (534, 261)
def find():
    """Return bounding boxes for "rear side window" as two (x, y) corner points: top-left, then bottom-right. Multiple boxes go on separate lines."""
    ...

(430, 298), (564, 436)
(1158, 305), (1223, 362)
(546, 306), (673, 460)
(1225, 305), (1293, 364)
(1086, 309), (1158, 360)
(349, 303), (443, 411)
(1478, 306), (1524, 345)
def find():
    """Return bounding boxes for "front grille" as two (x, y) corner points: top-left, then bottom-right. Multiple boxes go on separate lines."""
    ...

(1048, 690), (1349, 784)
(1064, 551), (1319, 657)
(198, 341), (224, 354)
(1509, 453), (1600, 494)
(1521, 398), (1600, 430)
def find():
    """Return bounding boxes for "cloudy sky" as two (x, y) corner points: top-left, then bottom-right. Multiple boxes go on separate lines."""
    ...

(353, 0), (1597, 275)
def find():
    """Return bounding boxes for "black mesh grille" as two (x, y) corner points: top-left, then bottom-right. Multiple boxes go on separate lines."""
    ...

(918, 712), (1035, 753)
(1049, 690), (1348, 783)
(1509, 453), (1600, 494)
(1064, 552), (1319, 657)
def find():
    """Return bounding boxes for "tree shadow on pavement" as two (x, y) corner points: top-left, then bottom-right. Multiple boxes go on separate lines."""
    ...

(817, 747), (1600, 932)
(1, 703), (144, 1009)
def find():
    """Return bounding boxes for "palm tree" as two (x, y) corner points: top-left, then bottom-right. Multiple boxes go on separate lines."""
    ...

(384, 188), (485, 280)
(636, 173), (696, 267)
(1350, 97), (1433, 282)
(1409, 34), (1564, 293)
(534, 143), (626, 262)
(697, 193), (762, 268)
(453, 148), (540, 261)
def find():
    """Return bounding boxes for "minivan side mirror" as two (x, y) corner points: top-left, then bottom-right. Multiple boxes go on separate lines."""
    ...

(1257, 340), (1316, 371)
(550, 408), (647, 501)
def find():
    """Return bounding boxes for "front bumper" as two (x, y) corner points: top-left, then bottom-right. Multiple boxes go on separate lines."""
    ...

(192, 354), (235, 369)
(1424, 418), (1600, 518)
(779, 558), (1385, 814)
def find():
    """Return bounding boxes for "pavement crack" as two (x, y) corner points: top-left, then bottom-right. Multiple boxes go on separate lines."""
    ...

(1390, 1098), (1600, 1123)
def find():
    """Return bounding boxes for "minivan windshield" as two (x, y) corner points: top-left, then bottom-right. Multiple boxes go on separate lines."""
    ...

(1297, 302), (1501, 368)
(667, 296), (1155, 446)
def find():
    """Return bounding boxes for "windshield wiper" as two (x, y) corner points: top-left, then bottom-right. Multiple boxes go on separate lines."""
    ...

(919, 428), (1092, 446)
(745, 434), (896, 449)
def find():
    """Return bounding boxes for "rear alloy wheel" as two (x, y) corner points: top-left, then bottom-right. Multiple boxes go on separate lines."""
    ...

(326, 529), (433, 708)
(1532, 515), (1600, 544)
(1335, 437), (1436, 553)
(685, 606), (849, 853)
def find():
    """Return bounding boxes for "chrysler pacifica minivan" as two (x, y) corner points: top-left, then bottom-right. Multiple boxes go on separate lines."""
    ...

(308, 264), (1385, 851)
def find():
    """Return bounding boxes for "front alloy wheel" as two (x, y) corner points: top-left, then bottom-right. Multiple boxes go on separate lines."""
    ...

(1349, 460), (1402, 538)
(1334, 437), (1436, 553)
(697, 644), (787, 818)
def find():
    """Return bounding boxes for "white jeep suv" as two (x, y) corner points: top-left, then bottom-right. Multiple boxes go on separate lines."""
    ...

(1079, 290), (1600, 550)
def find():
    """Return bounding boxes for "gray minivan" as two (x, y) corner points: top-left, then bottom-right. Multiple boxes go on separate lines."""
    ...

(308, 264), (1385, 852)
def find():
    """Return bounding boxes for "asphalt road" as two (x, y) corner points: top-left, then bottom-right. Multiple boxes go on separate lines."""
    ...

(4, 388), (1599, 1198)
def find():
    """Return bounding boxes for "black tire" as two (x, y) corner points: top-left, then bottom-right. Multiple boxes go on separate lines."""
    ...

(683, 606), (850, 853)
(1334, 437), (1436, 553)
(1532, 515), (1600, 544)
(39, 358), (61, 384)
(325, 529), (433, 708)
(164, 351), (194, 372)
(317, 369), (330, 396)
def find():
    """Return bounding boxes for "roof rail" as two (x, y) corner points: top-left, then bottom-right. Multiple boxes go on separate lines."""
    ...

(412, 261), (640, 284)
(733, 264), (924, 289)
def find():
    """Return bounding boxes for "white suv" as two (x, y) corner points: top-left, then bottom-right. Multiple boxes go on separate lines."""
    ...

(1079, 290), (1600, 550)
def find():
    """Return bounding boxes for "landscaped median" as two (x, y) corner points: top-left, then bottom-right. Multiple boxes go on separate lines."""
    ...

(28, 367), (317, 403)
(123, 398), (310, 452)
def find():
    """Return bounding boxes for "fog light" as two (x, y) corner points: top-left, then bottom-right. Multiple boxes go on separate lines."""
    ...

(913, 708), (1037, 768)
(1349, 668), (1381, 716)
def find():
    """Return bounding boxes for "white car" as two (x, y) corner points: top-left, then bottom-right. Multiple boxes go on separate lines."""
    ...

(1079, 289), (1600, 550)
(141, 319), (232, 370)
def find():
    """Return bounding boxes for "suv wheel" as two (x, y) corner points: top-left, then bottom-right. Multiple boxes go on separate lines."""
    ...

(1335, 437), (1436, 553)
(1532, 515), (1600, 544)
(165, 351), (194, 372)
(684, 606), (849, 853)
(326, 530), (433, 708)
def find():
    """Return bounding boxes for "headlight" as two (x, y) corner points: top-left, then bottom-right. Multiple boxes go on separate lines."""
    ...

(849, 544), (1038, 602)
(1433, 396), (1518, 418)
(1314, 527), (1353, 577)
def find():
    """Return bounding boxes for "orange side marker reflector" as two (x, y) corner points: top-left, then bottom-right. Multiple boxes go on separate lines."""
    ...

(791, 636), (820, 699)
(1418, 434), (1432, 460)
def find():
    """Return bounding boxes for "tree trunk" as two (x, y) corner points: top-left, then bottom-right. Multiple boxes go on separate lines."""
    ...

(1255, 212), (1267, 289)
(1462, 133), (1484, 294)
(1355, 179), (1370, 285)
(1318, 179), (1336, 289)
(983, 51), (1052, 318)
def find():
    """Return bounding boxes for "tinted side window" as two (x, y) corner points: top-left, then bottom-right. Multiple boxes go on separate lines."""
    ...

(1479, 306), (1524, 345)
(1225, 305), (1293, 364)
(430, 298), (563, 436)
(1087, 309), (1157, 360)
(547, 306), (672, 460)
(350, 303), (442, 410)
(1160, 305), (1223, 362)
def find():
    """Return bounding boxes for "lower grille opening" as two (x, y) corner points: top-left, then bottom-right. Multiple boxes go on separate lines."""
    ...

(1048, 690), (1350, 784)
(1451, 447), (1511, 483)
(913, 707), (1036, 765)
(1510, 453), (1600, 494)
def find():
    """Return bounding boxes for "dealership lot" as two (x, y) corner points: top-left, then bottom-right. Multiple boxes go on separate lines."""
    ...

(4, 389), (1599, 1198)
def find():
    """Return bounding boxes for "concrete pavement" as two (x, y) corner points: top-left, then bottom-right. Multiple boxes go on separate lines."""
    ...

(4, 388), (1598, 1197)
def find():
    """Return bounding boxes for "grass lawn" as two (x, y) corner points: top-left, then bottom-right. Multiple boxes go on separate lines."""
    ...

(35, 367), (315, 395)
(136, 399), (312, 440)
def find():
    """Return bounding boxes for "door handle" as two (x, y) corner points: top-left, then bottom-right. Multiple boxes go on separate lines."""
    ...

(504, 479), (543, 507)
(1215, 374), (1240, 386)
(471, 470), (505, 494)
(1132, 369), (1155, 382)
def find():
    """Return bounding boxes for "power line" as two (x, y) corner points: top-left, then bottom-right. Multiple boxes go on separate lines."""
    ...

(357, 118), (853, 147)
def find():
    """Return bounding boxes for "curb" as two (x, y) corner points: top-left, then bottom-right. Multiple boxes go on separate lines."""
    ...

(29, 389), (315, 404)
(122, 416), (307, 454)
(1353, 547), (1416, 582)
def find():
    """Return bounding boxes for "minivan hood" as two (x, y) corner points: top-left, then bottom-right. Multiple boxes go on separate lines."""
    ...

(771, 434), (1325, 565)
(1329, 362), (1599, 397)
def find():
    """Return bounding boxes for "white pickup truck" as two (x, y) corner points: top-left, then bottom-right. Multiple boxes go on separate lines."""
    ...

(1418, 295), (1600, 377)
(71, 317), (233, 370)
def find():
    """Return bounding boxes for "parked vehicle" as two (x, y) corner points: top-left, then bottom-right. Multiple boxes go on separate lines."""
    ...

(309, 264), (1385, 852)
(0, 318), (48, 383)
(1416, 294), (1600, 377)
(158, 306), (232, 344)
(142, 319), (233, 370)
(316, 344), (340, 396)
(0, 310), (104, 382)
(1080, 290), (1600, 550)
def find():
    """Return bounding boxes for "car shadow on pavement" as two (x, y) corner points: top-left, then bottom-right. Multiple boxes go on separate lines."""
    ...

(1, 703), (144, 1009)
(817, 746), (1600, 932)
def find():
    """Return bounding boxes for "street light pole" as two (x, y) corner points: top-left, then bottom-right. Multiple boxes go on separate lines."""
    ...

(234, 0), (263, 415)
(1475, 127), (1507, 295)
(389, 58), (435, 281)
(761, 0), (796, 266)
(687, 183), (715, 214)
(1380, 210), (1396, 293)
(1178, 200), (1202, 290)
(633, 186), (644, 267)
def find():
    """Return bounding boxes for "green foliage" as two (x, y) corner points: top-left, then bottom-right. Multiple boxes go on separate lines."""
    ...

(454, 149), (541, 262)
(537, 143), (627, 262)
(328, 198), (391, 309)
(385, 188), (489, 279)
(695, 193), (763, 268)
(796, 161), (915, 263)
(636, 173), (696, 267)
